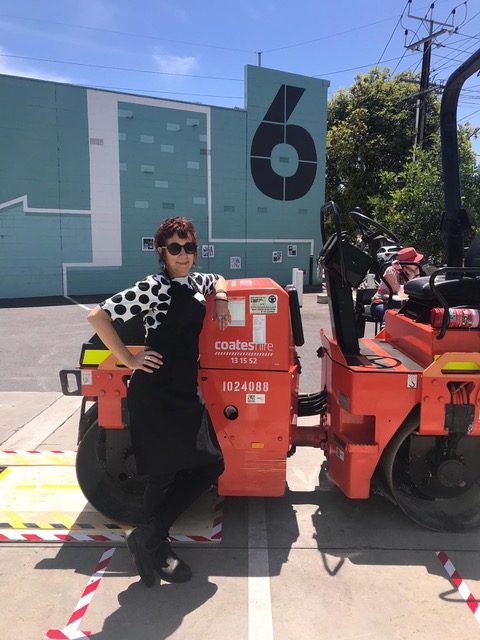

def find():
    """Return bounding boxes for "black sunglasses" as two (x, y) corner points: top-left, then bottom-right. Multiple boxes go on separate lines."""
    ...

(163, 242), (197, 256)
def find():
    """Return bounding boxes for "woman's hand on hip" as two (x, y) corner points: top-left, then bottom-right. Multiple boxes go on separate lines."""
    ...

(127, 348), (163, 372)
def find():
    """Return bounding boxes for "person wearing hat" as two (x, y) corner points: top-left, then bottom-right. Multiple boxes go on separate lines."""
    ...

(370, 246), (424, 328)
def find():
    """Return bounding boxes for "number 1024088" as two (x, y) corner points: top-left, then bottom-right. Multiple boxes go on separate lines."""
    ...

(222, 381), (269, 392)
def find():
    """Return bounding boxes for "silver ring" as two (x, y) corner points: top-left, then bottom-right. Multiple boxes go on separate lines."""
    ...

(144, 355), (151, 361)
(219, 315), (227, 320)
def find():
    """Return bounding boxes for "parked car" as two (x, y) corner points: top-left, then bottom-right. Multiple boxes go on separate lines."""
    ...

(376, 245), (401, 263)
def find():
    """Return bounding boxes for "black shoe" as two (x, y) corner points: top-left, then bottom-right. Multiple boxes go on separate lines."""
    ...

(125, 524), (160, 587)
(153, 539), (192, 583)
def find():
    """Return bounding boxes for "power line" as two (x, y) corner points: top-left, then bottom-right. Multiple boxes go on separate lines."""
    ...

(313, 52), (418, 78)
(404, 1), (463, 155)
(0, 13), (254, 54)
(262, 15), (400, 53)
(0, 52), (243, 82)
(377, 1), (410, 64)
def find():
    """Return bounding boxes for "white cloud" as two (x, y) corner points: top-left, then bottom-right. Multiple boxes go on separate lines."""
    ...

(152, 51), (197, 77)
(0, 46), (71, 83)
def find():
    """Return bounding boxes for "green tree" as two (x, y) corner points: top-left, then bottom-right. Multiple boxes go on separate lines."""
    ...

(326, 66), (480, 262)
(371, 126), (480, 264)
(326, 66), (439, 219)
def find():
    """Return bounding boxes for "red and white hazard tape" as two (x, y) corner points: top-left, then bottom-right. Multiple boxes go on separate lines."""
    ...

(0, 449), (77, 465)
(0, 449), (76, 454)
(44, 547), (115, 639)
(211, 495), (224, 540)
(0, 530), (125, 543)
(436, 550), (480, 623)
(0, 494), (224, 544)
(170, 495), (224, 543)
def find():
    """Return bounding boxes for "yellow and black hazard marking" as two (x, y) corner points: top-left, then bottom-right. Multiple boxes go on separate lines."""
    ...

(0, 465), (124, 532)
(0, 453), (223, 543)
(80, 344), (110, 366)
(0, 513), (123, 531)
(0, 450), (77, 466)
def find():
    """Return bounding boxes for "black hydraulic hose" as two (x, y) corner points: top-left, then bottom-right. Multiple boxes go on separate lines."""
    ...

(440, 48), (480, 266)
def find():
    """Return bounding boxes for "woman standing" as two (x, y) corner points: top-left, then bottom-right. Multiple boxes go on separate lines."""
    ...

(87, 217), (230, 587)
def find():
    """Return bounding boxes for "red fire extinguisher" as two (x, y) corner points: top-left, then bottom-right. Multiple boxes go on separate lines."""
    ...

(430, 307), (480, 329)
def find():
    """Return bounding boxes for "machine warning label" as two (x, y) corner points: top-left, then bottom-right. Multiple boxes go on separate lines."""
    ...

(336, 447), (345, 461)
(407, 374), (418, 389)
(253, 314), (266, 344)
(81, 371), (92, 386)
(246, 394), (265, 404)
(250, 294), (278, 314)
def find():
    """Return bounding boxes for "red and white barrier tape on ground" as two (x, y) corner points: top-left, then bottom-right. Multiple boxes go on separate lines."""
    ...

(44, 546), (116, 639)
(0, 531), (125, 543)
(436, 550), (480, 623)
(170, 495), (224, 542)
(0, 497), (224, 543)
(0, 450), (77, 465)
(211, 495), (224, 540)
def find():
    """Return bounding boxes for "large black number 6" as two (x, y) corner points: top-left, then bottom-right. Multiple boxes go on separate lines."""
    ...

(250, 84), (317, 201)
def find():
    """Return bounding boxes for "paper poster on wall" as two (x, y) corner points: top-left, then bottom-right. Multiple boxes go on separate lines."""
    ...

(142, 237), (155, 251)
(202, 244), (214, 258)
(287, 244), (297, 257)
(230, 256), (242, 269)
(272, 251), (283, 263)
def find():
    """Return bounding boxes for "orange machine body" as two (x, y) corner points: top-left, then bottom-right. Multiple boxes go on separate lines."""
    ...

(199, 278), (299, 497)
(321, 309), (480, 499)
(63, 277), (480, 519)
(75, 278), (300, 498)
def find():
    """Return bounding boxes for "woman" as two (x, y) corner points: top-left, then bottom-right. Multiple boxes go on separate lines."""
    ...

(370, 246), (423, 327)
(87, 216), (231, 587)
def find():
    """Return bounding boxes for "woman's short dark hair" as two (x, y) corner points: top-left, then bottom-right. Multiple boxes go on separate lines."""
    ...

(154, 217), (198, 266)
(154, 217), (197, 248)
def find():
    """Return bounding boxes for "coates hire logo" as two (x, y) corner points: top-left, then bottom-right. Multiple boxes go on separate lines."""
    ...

(214, 340), (274, 355)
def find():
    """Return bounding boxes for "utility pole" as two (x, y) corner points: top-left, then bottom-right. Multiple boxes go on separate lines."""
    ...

(405, 1), (457, 158)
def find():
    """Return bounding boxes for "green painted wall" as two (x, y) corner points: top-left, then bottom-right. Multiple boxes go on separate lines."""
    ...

(0, 67), (328, 299)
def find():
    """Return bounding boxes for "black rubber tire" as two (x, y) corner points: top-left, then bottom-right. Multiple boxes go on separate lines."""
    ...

(76, 422), (146, 525)
(380, 409), (480, 532)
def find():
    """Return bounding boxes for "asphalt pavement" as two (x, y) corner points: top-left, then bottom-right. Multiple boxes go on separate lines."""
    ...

(1, 293), (479, 640)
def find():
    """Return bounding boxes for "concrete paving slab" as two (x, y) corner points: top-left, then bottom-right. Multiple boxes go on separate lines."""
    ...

(268, 548), (480, 640)
(1, 392), (81, 448)
(41, 406), (82, 450)
(0, 392), (61, 443)
(0, 461), (222, 542)
(2, 545), (250, 640)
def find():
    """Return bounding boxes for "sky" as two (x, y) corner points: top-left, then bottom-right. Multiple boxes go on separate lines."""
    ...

(1, 0), (480, 153)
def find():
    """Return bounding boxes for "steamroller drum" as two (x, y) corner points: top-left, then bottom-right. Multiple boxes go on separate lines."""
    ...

(76, 422), (147, 525)
(381, 411), (480, 532)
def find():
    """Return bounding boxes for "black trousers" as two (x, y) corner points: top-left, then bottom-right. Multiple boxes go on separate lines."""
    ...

(143, 459), (225, 538)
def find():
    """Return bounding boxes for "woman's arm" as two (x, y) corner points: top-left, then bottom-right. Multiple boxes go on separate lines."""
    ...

(87, 306), (162, 372)
(384, 270), (400, 294)
(404, 264), (420, 280)
(211, 276), (231, 329)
